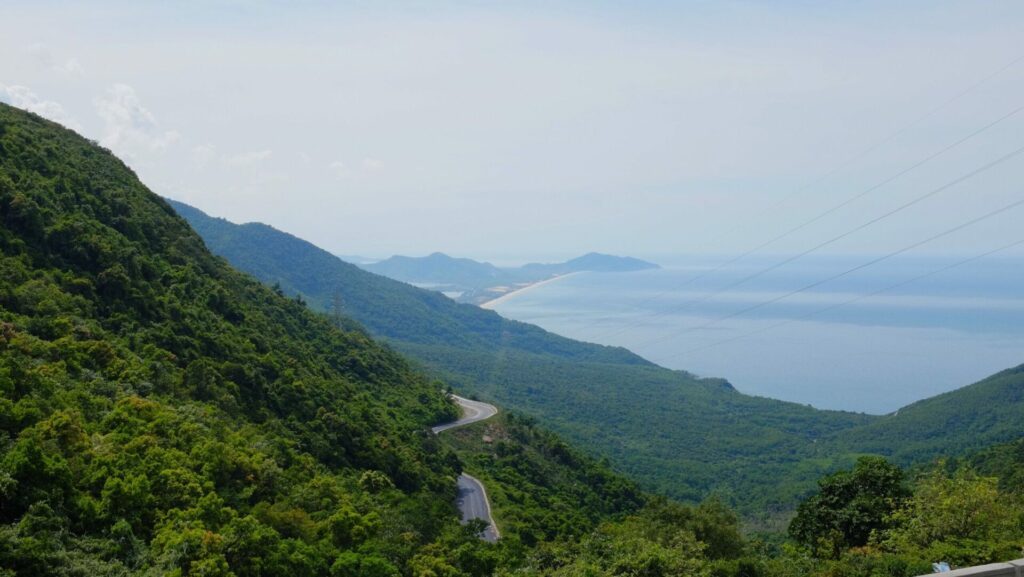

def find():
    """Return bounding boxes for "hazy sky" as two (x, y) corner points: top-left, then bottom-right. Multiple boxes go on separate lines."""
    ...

(2, 1), (1023, 262)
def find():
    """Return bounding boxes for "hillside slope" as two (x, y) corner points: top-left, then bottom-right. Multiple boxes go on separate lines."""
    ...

(169, 200), (881, 514)
(0, 102), (507, 574)
(829, 365), (1024, 463)
(170, 199), (642, 364)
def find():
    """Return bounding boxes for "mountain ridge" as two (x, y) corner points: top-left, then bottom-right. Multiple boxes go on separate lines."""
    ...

(360, 250), (658, 304)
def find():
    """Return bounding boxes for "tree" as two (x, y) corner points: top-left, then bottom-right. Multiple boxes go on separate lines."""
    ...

(789, 456), (909, 558)
(882, 466), (1024, 566)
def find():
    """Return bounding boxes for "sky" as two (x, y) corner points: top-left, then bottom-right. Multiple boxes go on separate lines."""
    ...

(2, 1), (1023, 263)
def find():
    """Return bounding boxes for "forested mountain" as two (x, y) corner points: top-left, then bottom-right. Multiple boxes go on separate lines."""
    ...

(168, 201), (872, 514)
(4, 100), (1022, 577)
(0, 102), (662, 575)
(0, 101), (480, 574)
(169, 200), (642, 364)
(831, 365), (1024, 464)
(170, 200), (1024, 519)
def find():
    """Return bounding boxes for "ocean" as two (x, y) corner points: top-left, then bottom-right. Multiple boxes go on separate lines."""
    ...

(488, 254), (1024, 414)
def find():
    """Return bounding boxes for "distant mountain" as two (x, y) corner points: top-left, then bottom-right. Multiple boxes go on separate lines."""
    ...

(169, 199), (644, 361)
(365, 252), (505, 286)
(521, 252), (659, 275)
(363, 251), (659, 304)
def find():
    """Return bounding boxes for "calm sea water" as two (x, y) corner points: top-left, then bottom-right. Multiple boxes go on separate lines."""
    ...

(489, 255), (1024, 414)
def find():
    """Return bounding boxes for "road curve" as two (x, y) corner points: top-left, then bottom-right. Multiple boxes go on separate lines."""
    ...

(431, 395), (498, 434)
(432, 395), (500, 542)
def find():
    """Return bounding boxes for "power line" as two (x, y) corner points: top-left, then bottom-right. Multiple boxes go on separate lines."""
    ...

(619, 139), (1024, 347)
(759, 53), (1024, 214)
(645, 195), (1024, 357)
(652, 236), (1024, 362)
(587, 54), (1024, 340)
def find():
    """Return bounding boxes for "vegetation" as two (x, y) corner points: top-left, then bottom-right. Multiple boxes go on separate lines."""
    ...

(830, 365), (1024, 465)
(4, 101), (1022, 576)
(789, 457), (910, 558)
(171, 198), (1024, 522)
(169, 200), (888, 518)
(0, 101), (783, 577)
(777, 459), (1024, 577)
(0, 102), (504, 575)
(438, 411), (645, 547)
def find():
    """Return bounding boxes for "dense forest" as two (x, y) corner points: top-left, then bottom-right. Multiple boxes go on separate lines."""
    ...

(2, 102), (1022, 576)
(0, 101), (490, 574)
(171, 199), (1024, 520)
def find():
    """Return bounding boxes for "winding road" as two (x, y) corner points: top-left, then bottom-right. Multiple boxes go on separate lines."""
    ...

(432, 395), (500, 543)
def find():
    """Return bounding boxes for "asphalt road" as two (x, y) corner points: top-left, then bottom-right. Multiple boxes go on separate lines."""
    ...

(431, 395), (498, 434)
(456, 474), (500, 543)
(432, 395), (500, 542)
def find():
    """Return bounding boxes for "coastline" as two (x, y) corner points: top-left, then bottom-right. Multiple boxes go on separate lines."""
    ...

(479, 272), (580, 310)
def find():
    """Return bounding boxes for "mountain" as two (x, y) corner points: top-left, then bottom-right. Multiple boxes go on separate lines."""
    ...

(0, 102), (807, 577)
(168, 199), (884, 515)
(361, 251), (658, 304)
(520, 252), (659, 275)
(828, 364), (1024, 463)
(364, 252), (505, 287)
(169, 199), (643, 363)
(0, 101), (506, 574)
(170, 199), (1024, 520)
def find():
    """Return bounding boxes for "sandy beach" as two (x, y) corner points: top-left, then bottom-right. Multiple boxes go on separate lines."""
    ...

(479, 272), (580, 309)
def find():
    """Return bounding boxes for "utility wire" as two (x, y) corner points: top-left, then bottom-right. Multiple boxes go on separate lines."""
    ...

(587, 55), (1024, 340)
(646, 195), (1024, 358)
(652, 236), (1024, 362)
(622, 140), (1024, 347)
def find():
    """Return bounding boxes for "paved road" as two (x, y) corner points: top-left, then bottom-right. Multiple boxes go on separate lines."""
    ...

(432, 395), (500, 542)
(456, 474), (500, 542)
(431, 395), (498, 434)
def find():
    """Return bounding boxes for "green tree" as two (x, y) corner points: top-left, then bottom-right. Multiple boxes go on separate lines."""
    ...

(883, 466), (1024, 566)
(789, 456), (909, 558)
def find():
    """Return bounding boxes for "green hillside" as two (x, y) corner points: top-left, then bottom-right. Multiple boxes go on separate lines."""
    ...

(169, 200), (642, 365)
(830, 365), (1024, 464)
(169, 200), (880, 515)
(170, 199), (1024, 520)
(0, 101), (494, 575)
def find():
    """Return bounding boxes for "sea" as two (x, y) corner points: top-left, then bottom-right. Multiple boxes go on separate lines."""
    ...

(487, 254), (1024, 415)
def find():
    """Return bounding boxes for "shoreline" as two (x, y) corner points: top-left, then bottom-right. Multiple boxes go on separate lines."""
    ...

(479, 272), (581, 310)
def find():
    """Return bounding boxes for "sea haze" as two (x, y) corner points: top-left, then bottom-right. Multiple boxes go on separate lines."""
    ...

(488, 254), (1024, 414)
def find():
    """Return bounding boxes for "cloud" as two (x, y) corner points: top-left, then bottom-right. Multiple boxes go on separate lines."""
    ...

(0, 84), (81, 130)
(191, 143), (218, 167)
(223, 149), (272, 166)
(329, 158), (383, 179)
(25, 43), (85, 75)
(329, 160), (351, 179)
(361, 158), (384, 172)
(94, 83), (179, 158)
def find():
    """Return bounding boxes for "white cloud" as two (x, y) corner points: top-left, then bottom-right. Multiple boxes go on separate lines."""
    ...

(329, 160), (351, 179)
(25, 43), (85, 75)
(192, 143), (217, 166)
(0, 84), (81, 130)
(94, 83), (179, 158)
(361, 157), (384, 172)
(329, 158), (383, 179)
(223, 149), (272, 166)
